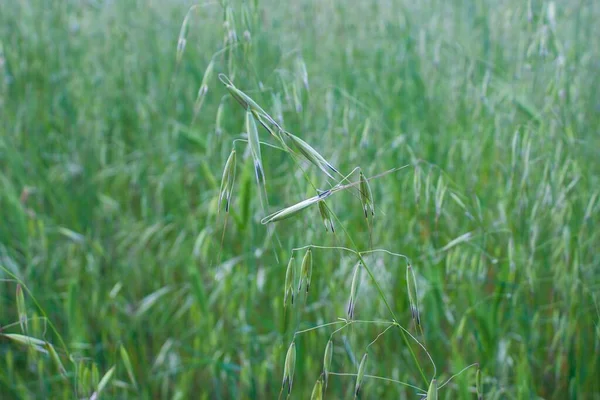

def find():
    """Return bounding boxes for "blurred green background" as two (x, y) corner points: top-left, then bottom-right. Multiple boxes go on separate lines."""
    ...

(1, 0), (599, 398)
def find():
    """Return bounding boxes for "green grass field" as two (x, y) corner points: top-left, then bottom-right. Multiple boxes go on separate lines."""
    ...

(1, 0), (599, 398)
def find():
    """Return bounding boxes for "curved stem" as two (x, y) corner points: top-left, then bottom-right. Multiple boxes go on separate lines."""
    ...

(438, 363), (479, 389)
(328, 372), (426, 393)
(293, 321), (345, 337)
(395, 323), (437, 379)
(365, 324), (395, 350)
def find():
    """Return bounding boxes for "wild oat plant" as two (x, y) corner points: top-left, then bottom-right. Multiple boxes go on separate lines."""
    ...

(214, 73), (482, 399)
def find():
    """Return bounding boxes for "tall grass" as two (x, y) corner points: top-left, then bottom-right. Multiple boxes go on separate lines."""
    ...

(1, 0), (599, 398)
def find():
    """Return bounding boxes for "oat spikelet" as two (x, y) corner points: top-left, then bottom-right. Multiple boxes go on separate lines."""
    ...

(476, 367), (483, 400)
(318, 200), (335, 232)
(284, 131), (339, 179)
(261, 191), (331, 224)
(284, 255), (295, 306)
(310, 376), (323, 400)
(347, 262), (362, 320)
(219, 149), (236, 212)
(354, 353), (368, 398)
(246, 110), (264, 185)
(45, 342), (67, 378)
(359, 171), (374, 218)
(282, 341), (297, 394)
(298, 247), (313, 294)
(427, 378), (438, 400)
(406, 263), (421, 326)
(192, 59), (215, 117)
(323, 339), (333, 389)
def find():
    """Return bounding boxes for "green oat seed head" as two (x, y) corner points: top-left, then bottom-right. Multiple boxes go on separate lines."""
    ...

(476, 367), (483, 400)
(318, 200), (335, 232)
(192, 59), (215, 115)
(284, 131), (339, 179)
(219, 74), (279, 128)
(354, 353), (368, 398)
(219, 149), (236, 212)
(284, 255), (295, 306)
(359, 171), (374, 218)
(282, 341), (296, 394)
(246, 110), (265, 186)
(406, 263), (421, 326)
(44, 342), (67, 378)
(323, 340), (333, 389)
(427, 378), (438, 400)
(1, 333), (46, 353)
(348, 262), (362, 320)
(261, 191), (331, 224)
(298, 247), (313, 294)
(310, 375), (324, 400)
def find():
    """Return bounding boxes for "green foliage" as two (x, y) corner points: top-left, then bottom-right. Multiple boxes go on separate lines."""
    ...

(1, 0), (599, 398)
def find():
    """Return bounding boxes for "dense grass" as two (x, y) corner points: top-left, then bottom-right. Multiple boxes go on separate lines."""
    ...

(1, 0), (599, 398)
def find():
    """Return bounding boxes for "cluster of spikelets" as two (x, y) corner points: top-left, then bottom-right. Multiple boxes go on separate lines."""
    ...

(215, 74), (485, 399)
(210, 74), (482, 400)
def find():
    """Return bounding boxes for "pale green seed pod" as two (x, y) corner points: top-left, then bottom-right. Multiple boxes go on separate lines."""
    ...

(323, 340), (333, 389)
(298, 248), (313, 293)
(359, 171), (374, 218)
(246, 110), (264, 184)
(284, 131), (339, 179)
(219, 149), (236, 212)
(348, 262), (361, 319)
(318, 200), (334, 232)
(476, 367), (483, 400)
(427, 378), (438, 400)
(310, 376), (323, 400)
(219, 74), (279, 128)
(45, 342), (67, 378)
(282, 341), (296, 394)
(355, 353), (368, 397)
(192, 59), (215, 117)
(224, 6), (237, 44)
(176, 9), (192, 63)
(2, 333), (46, 349)
(284, 256), (295, 306)
(406, 264), (421, 326)
(261, 191), (331, 224)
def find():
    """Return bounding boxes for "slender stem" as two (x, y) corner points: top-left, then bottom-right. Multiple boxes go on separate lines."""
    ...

(438, 363), (479, 389)
(366, 324), (395, 350)
(328, 372), (426, 393)
(330, 322), (351, 338)
(395, 323), (437, 378)
(343, 319), (396, 325)
(292, 244), (357, 255)
(293, 321), (345, 336)
(232, 138), (287, 152)
(359, 249), (410, 261)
